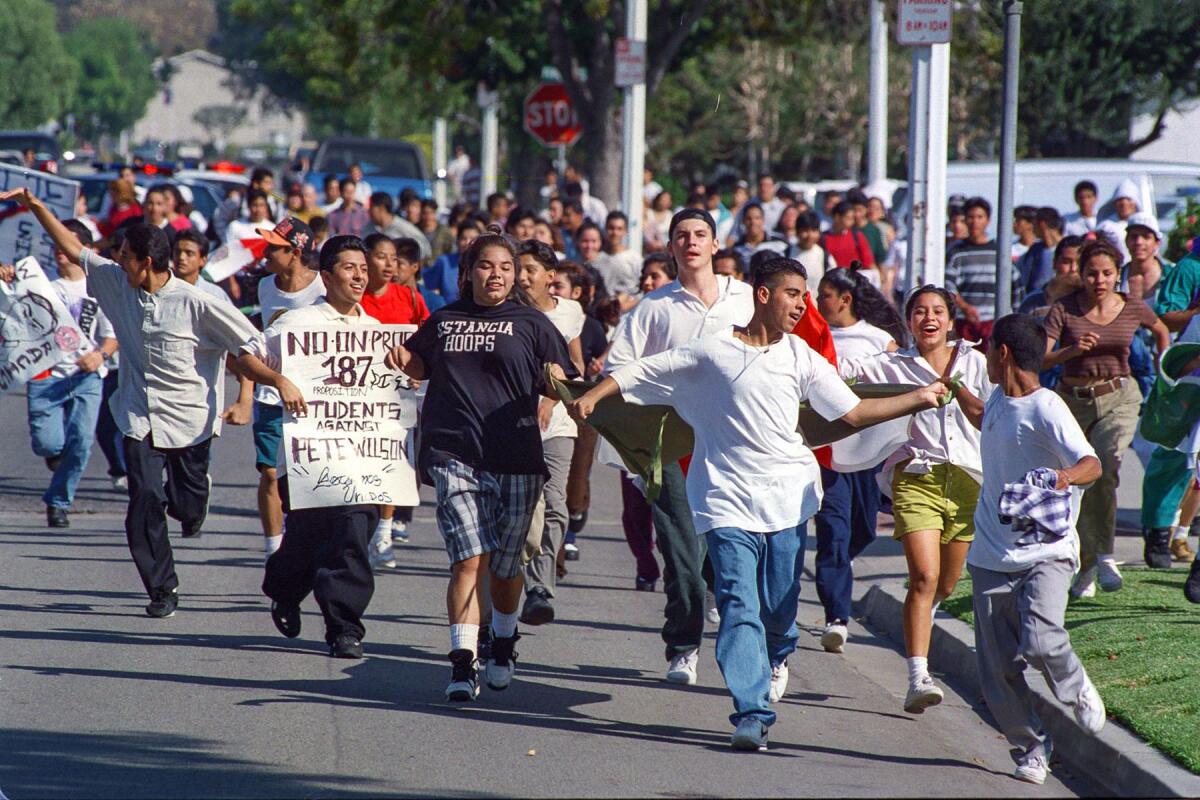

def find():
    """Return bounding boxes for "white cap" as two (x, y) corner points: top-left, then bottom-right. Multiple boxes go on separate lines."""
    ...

(1095, 219), (1125, 249)
(1125, 210), (1162, 240)
(1110, 178), (1140, 206)
(176, 183), (194, 205)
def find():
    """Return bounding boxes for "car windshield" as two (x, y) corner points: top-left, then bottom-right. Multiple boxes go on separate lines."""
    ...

(315, 142), (421, 178)
(1151, 173), (1200, 220)
(0, 134), (57, 160)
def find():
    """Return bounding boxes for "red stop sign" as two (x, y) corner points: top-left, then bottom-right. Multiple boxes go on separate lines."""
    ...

(524, 83), (583, 147)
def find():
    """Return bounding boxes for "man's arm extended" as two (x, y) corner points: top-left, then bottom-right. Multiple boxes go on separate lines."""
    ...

(840, 380), (949, 428)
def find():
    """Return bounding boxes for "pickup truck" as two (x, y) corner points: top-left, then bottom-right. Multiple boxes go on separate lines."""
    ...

(302, 136), (432, 200)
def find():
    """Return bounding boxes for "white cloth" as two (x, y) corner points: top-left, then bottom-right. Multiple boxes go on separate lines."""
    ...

(80, 249), (262, 448)
(193, 278), (233, 306)
(613, 330), (860, 534)
(968, 388), (1097, 573)
(354, 180), (374, 206)
(605, 275), (755, 369)
(829, 321), (898, 471)
(839, 339), (993, 495)
(758, 197), (787, 232)
(45, 277), (115, 379)
(225, 218), (267, 245)
(643, 180), (664, 205)
(254, 272), (327, 406)
(591, 250), (643, 297)
(830, 320), (894, 362)
(1062, 212), (1097, 236)
(540, 296), (584, 441)
(795, 245), (834, 285)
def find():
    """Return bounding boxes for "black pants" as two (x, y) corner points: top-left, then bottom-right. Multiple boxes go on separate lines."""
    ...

(263, 478), (379, 645)
(651, 461), (707, 659)
(123, 435), (212, 598)
(96, 370), (125, 478)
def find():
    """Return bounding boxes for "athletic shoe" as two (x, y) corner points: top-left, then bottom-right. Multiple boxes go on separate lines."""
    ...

(1013, 751), (1049, 784)
(903, 675), (944, 714)
(705, 591), (720, 626)
(1074, 678), (1106, 735)
(368, 528), (396, 569)
(330, 634), (363, 659)
(477, 627), (493, 662)
(635, 576), (656, 592)
(1069, 565), (1097, 599)
(1097, 559), (1123, 593)
(1186, 558), (1200, 604)
(567, 511), (587, 534)
(1170, 537), (1195, 562)
(768, 660), (789, 703)
(145, 589), (178, 619)
(446, 649), (480, 702)
(821, 621), (848, 653)
(392, 520), (409, 544)
(46, 506), (69, 529)
(485, 631), (520, 691)
(564, 542), (580, 561)
(519, 589), (555, 626)
(1143, 527), (1173, 569)
(181, 520), (203, 538)
(666, 649), (699, 685)
(730, 718), (768, 751)
(270, 601), (301, 638)
(111, 475), (128, 492)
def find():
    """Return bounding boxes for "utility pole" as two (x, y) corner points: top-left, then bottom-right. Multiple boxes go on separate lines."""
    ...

(905, 43), (950, 290)
(478, 82), (499, 199)
(867, 0), (888, 186)
(618, 0), (647, 256)
(433, 116), (448, 209)
(995, 0), (1023, 318)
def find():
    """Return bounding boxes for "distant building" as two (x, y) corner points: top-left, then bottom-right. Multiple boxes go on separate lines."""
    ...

(1131, 100), (1200, 165)
(130, 49), (307, 151)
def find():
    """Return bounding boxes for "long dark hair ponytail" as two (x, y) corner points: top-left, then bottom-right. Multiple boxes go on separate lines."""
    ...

(820, 262), (909, 347)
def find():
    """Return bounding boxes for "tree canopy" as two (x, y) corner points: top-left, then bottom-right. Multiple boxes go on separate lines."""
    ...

(0, 0), (77, 130)
(62, 18), (158, 142)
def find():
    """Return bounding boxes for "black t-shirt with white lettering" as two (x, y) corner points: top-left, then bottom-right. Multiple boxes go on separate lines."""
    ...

(406, 296), (571, 477)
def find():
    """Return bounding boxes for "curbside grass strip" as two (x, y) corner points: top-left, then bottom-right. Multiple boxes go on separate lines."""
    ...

(859, 582), (1200, 798)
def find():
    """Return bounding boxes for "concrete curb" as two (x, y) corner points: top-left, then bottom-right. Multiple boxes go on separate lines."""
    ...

(859, 582), (1200, 798)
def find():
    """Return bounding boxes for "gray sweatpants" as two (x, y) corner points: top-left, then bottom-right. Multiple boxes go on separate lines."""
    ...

(524, 437), (574, 598)
(969, 559), (1090, 759)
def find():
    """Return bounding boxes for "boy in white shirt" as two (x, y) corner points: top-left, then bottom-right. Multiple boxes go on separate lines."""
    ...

(967, 314), (1106, 785)
(570, 259), (948, 751)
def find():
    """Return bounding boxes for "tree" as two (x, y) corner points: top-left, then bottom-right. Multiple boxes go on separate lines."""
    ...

(53, 0), (218, 56)
(194, 104), (247, 149)
(62, 18), (158, 143)
(0, 0), (77, 130)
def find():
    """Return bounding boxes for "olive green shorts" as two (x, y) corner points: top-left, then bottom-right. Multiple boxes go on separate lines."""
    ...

(890, 461), (980, 544)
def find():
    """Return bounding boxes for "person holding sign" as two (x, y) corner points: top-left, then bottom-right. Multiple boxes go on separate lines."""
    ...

(384, 224), (572, 702)
(242, 235), (392, 659)
(567, 258), (949, 751)
(0, 187), (300, 620)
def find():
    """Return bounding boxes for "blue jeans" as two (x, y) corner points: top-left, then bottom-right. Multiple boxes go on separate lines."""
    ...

(27, 371), (103, 509)
(814, 465), (880, 624)
(705, 524), (806, 728)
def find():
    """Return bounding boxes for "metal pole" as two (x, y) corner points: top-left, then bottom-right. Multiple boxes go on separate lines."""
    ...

(433, 116), (448, 209)
(904, 42), (950, 292)
(995, 0), (1022, 318)
(480, 102), (498, 199)
(619, 0), (647, 257)
(867, 0), (888, 186)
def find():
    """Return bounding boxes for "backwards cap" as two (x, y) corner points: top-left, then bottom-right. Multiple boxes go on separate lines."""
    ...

(667, 208), (716, 241)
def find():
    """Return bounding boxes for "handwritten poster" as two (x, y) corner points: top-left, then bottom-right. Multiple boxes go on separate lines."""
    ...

(0, 164), (78, 275)
(281, 324), (419, 510)
(0, 257), (89, 393)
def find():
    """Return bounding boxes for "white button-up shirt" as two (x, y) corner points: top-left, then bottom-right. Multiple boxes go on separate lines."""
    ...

(605, 275), (755, 369)
(839, 339), (994, 493)
(81, 249), (262, 449)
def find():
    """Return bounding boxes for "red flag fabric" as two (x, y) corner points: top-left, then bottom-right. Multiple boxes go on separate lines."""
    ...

(792, 291), (838, 468)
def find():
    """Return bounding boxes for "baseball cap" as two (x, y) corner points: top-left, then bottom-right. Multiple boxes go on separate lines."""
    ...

(1124, 211), (1162, 241)
(257, 217), (315, 255)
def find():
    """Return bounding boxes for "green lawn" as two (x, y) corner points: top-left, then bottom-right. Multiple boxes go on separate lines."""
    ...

(941, 568), (1200, 774)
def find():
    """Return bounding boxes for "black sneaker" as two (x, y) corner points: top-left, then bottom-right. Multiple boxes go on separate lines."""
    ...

(567, 511), (587, 534)
(271, 601), (301, 638)
(145, 589), (178, 618)
(477, 626), (493, 662)
(1185, 559), (1200, 605)
(519, 589), (555, 626)
(330, 633), (363, 659)
(1143, 527), (1173, 569)
(46, 506), (69, 528)
(635, 576), (657, 592)
(446, 649), (480, 701)
(486, 630), (520, 691)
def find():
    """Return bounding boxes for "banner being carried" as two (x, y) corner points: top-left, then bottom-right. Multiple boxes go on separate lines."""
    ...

(0, 257), (89, 394)
(0, 164), (77, 273)
(281, 324), (420, 510)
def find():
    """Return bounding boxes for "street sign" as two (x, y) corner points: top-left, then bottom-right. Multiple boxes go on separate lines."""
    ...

(524, 83), (583, 147)
(615, 38), (646, 87)
(897, 0), (952, 45)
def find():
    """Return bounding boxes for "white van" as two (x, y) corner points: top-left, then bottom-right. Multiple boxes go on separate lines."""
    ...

(893, 159), (1200, 238)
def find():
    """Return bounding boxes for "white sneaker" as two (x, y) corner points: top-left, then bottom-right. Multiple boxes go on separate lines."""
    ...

(111, 475), (128, 491)
(768, 660), (789, 703)
(1013, 751), (1049, 784)
(1070, 565), (1097, 598)
(368, 528), (396, 568)
(903, 675), (944, 714)
(1074, 678), (1106, 735)
(705, 591), (720, 626)
(821, 621), (848, 653)
(666, 649), (699, 685)
(1097, 559), (1123, 593)
(392, 520), (409, 544)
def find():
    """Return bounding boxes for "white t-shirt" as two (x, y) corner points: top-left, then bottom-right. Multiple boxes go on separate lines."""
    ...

(540, 296), (585, 440)
(795, 245), (834, 285)
(830, 320), (894, 362)
(254, 272), (327, 405)
(591, 250), (643, 297)
(613, 330), (860, 534)
(45, 277), (115, 379)
(968, 388), (1097, 573)
(225, 218), (267, 244)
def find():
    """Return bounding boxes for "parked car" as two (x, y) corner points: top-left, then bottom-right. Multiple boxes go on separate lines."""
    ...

(0, 131), (61, 173)
(303, 136), (432, 200)
(76, 171), (225, 236)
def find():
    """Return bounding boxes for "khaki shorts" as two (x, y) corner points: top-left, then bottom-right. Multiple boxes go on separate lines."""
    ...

(891, 461), (979, 544)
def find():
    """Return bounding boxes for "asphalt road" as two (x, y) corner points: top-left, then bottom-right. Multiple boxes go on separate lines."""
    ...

(0, 385), (1098, 798)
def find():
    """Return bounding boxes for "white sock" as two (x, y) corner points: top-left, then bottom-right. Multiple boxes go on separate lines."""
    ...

(1172, 525), (1189, 542)
(450, 623), (479, 656)
(264, 534), (282, 554)
(908, 656), (929, 684)
(492, 609), (519, 639)
(374, 518), (391, 539)
(930, 600), (941, 620)
(1098, 553), (1116, 565)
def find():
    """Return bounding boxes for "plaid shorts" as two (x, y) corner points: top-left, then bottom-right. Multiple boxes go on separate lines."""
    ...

(429, 459), (545, 579)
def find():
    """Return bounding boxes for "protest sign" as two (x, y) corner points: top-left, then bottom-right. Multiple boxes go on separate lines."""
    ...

(0, 257), (90, 394)
(281, 324), (420, 510)
(0, 164), (78, 274)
